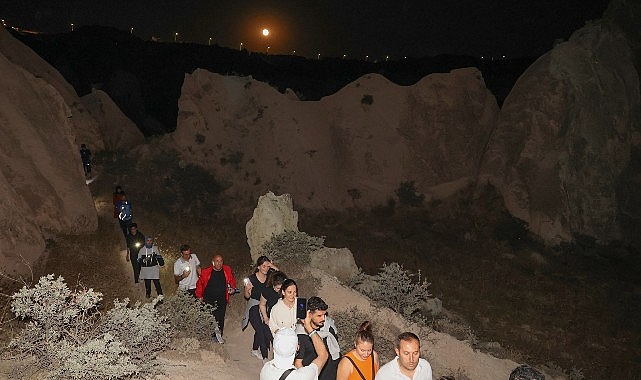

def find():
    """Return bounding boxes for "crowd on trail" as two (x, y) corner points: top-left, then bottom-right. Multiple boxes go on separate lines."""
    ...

(110, 183), (546, 380)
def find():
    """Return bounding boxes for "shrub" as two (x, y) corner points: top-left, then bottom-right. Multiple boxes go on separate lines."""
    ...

(7, 275), (170, 379)
(361, 94), (374, 105)
(395, 180), (425, 206)
(157, 289), (220, 343)
(261, 230), (325, 264)
(350, 263), (432, 319)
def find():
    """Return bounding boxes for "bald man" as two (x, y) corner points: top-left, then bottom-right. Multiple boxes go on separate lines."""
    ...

(195, 254), (237, 343)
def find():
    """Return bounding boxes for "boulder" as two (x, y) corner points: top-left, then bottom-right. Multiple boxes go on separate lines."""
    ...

(309, 247), (359, 283)
(245, 192), (299, 263)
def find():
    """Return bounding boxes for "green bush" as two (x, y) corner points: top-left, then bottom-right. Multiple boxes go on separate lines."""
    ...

(7, 275), (170, 379)
(261, 230), (325, 264)
(350, 263), (432, 318)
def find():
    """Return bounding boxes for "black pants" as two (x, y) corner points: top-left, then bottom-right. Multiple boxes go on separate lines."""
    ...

(144, 279), (162, 298)
(119, 219), (131, 239)
(208, 297), (227, 336)
(249, 305), (272, 359)
(129, 253), (141, 283)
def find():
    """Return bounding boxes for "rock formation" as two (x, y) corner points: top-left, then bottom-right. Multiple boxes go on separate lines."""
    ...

(482, 3), (641, 244)
(0, 28), (142, 273)
(245, 192), (299, 262)
(172, 67), (499, 210)
(80, 89), (145, 150)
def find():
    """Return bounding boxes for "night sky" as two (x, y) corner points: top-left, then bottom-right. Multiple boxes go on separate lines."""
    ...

(2, 0), (611, 60)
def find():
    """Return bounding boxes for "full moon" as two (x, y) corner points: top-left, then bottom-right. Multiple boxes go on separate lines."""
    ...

(262, 28), (269, 37)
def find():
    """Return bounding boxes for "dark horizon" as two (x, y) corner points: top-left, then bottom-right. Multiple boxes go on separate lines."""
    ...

(1, 0), (611, 60)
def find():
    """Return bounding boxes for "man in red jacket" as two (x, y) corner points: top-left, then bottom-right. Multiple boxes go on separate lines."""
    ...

(196, 254), (237, 343)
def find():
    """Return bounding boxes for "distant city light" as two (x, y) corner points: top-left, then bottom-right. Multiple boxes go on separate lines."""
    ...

(70, 23), (74, 32)
(208, 37), (212, 45)
(262, 28), (269, 37)
(317, 53), (321, 60)
(240, 42), (243, 50)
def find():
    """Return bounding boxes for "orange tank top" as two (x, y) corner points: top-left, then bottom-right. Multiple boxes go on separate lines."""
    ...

(343, 350), (378, 380)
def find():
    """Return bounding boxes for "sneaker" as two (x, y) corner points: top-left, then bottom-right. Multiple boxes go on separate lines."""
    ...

(250, 349), (262, 360)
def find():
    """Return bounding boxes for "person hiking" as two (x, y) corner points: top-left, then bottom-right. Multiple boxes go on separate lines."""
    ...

(115, 195), (133, 238)
(79, 144), (92, 178)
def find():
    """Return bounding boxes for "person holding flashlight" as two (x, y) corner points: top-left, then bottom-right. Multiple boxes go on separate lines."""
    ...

(125, 223), (145, 283)
(243, 255), (279, 362)
(173, 244), (201, 297)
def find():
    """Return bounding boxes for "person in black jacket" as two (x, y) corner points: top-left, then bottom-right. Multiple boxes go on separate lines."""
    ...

(125, 223), (145, 283)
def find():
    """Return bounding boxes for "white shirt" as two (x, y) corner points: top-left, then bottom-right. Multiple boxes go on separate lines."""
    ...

(268, 298), (297, 333)
(260, 361), (319, 380)
(173, 254), (200, 290)
(374, 357), (432, 380)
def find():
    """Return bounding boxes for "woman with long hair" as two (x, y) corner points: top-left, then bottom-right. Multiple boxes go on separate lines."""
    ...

(336, 321), (380, 380)
(243, 255), (278, 362)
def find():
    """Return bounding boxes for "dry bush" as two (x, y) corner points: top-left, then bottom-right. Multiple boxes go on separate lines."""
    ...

(350, 262), (432, 320)
(261, 230), (325, 264)
(431, 317), (479, 347)
(157, 289), (220, 343)
(5, 275), (170, 379)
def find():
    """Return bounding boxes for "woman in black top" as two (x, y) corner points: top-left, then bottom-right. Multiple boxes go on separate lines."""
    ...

(243, 255), (278, 361)
(259, 271), (287, 326)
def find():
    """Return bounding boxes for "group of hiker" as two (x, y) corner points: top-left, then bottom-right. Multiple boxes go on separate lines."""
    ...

(110, 183), (544, 380)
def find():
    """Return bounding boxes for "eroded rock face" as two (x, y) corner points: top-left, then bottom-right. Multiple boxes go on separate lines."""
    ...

(172, 68), (499, 210)
(482, 20), (641, 244)
(0, 28), (100, 273)
(80, 89), (145, 150)
(245, 192), (299, 263)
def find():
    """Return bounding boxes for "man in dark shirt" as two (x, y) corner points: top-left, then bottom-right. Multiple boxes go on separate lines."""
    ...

(195, 254), (237, 343)
(125, 223), (145, 283)
(295, 297), (340, 380)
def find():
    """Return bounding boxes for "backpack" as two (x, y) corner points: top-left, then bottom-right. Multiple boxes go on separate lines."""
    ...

(118, 201), (132, 221)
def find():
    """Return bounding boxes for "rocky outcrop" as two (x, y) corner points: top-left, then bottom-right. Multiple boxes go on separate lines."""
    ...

(246, 191), (361, 281)
(309, 247), (359, 283)
(482, 14), (641, 244)
(172, 68), (499, 210)
(80, 89), (145, 150)
(0, 28), (101, 273)
(245, 192), (299, 263)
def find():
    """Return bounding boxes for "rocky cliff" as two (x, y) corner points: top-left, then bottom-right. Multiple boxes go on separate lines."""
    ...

(172, 67), (499, 210)
(170, 0), (640, 246)
(482, 0), (641, 244)
(0, 28), (141, 273)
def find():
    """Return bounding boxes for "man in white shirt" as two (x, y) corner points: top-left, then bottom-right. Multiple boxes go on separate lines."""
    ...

(375, 332), (432, 380)
(173, 244), (201, 297)
(260, 311), (328, 380)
